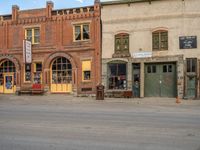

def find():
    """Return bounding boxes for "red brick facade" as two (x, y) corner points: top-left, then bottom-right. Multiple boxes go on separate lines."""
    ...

(0, 0), (101, 95)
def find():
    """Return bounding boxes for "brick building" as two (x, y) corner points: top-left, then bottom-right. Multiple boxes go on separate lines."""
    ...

(101, 0), (200, 99)
(0, 0), (101, 95)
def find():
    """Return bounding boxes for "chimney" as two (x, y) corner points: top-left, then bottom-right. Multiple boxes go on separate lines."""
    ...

(94, 0), (100, 10)
(94, 0), (100, 15)
(94, 0), (100, 4)
(12, 5), (19, 21)
(46, 1), (54, 18)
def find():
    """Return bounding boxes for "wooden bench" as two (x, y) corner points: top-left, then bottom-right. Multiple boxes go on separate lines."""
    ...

(123, 91), (132, 98)
(106, 91), (133, 98)
(112, 91), (124, 98)
(17, 88), (32, 95)
(17, 91), (31, 95)
(17, 84), (44, 95)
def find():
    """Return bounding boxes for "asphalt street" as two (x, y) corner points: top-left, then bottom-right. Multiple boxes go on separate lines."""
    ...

(0, 95), (200, 150)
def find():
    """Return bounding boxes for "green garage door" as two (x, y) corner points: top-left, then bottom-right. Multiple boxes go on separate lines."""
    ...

(145, 63), (177, 97)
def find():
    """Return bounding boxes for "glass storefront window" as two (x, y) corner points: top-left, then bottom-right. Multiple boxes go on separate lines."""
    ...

(33, 63), (42, 84)
(108, 63), (127, 89)
(51, 57), (72, 84)
(25, 64), (31, 82)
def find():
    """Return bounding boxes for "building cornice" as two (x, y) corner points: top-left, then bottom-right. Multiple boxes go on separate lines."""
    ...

(102, 13), (200, 24)
(101, 0), (165, 6)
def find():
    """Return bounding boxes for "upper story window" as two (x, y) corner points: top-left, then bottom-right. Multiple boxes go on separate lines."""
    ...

(113, 33), (130, 58)
(115, 33), (129, 52)
(74, 24), (90, 41)
(152, 30), (168, 51)
(25, 27), (40, 44)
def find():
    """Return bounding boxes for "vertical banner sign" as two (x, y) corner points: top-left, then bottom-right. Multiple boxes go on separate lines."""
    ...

(23, 40), (32, 63)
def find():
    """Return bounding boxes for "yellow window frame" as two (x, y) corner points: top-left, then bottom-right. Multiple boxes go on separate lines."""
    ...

(73, 24), (90, 42)
(25, 28), (40, 44)
(82, 60), (91, 82)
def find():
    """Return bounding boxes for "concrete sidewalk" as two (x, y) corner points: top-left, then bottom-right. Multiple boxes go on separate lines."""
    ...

(0, 94), (200, 107)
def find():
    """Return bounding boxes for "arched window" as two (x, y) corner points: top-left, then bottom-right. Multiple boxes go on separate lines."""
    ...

(152, 30), (168, 51)
(51, 57), (72, 84)
(0, 60), (16, 86)
(113, 33), (130, 58)
(115, 33), (129, 52)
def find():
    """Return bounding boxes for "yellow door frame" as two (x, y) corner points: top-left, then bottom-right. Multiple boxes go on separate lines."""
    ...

(3, 73), (14, 94)
(50, 59), (72, 93)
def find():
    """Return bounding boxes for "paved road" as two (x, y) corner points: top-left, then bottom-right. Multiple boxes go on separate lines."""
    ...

(0, 95), (200, 150)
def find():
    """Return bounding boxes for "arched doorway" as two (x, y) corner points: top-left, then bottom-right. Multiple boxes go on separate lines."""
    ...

(0, 59), (16, 93)
(50, 57), (72, 93)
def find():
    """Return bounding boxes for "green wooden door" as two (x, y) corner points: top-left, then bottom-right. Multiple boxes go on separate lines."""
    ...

(186, 76), (196, 98)
(144, 65), (160, 97)
(160, 64), (177, 97)
(145, 63), (177, 97)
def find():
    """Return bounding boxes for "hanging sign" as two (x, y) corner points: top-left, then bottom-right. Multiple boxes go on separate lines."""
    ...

(23, 40), (32, 63)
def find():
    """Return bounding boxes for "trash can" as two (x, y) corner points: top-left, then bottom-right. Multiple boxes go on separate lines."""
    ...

(96, 84), (104, 100)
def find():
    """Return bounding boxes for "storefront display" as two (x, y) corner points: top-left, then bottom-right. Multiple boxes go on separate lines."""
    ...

(108, 63), (127, 90)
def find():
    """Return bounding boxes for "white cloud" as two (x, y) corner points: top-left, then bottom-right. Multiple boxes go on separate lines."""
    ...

(76, 0), (84, 3)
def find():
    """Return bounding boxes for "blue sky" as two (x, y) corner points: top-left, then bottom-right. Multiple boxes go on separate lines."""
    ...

(0, 0), (100, 15)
